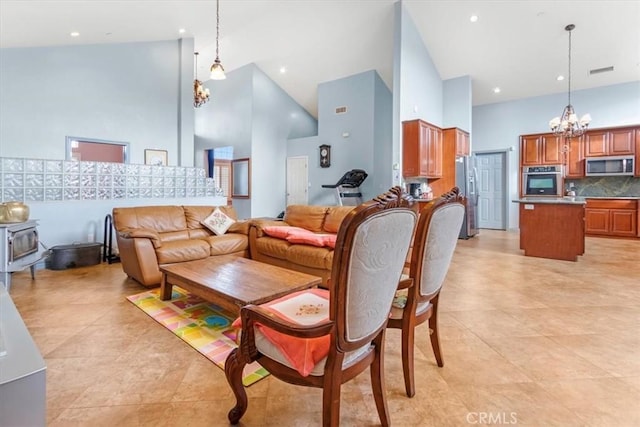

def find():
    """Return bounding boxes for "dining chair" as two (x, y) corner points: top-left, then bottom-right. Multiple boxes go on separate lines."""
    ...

(225, 186), (417, 426)
(387, 187), (465, 397)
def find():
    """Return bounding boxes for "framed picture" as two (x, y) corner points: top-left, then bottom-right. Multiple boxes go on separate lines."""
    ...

(144, 149), (168, 166)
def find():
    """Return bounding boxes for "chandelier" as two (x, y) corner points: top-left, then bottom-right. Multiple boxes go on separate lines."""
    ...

(193, 52), (210, 108)
(210, 0), (226, 80)
(549, 24), (591, 138)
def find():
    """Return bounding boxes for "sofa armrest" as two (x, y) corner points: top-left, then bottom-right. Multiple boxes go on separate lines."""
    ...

(118, 228), (161, 248)
(250, 219), (290, 238)
(228, 220), (251, 235)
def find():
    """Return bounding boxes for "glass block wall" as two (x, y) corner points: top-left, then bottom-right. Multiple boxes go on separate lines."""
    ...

(0, 157), (219, 202)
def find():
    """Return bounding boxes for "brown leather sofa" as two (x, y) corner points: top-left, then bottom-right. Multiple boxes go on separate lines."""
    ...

(249, 205), (354, 288)
(113, 205), (249, 287)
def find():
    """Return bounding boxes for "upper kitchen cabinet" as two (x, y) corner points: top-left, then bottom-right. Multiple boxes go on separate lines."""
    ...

(443, 128), (470, 157)
(403, 119), (442, 178)
(565, 136), (585, 178)
(520, 133), (562, 166)
(584, 127), (635, 157)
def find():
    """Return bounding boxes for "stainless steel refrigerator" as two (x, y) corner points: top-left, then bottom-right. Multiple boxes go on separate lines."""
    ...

(455, 155), (479, 239)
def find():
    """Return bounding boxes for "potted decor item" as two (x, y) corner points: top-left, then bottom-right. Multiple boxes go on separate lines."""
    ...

(0, 201), (30, 223)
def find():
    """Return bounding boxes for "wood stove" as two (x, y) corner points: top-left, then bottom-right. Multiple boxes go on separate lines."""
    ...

(0, 220), (42, 291)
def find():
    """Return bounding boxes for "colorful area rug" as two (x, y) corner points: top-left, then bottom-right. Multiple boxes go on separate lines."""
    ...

(127, 286), (269, 386)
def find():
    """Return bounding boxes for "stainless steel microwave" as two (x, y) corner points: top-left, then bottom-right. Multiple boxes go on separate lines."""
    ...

(585, 156), (634, 176)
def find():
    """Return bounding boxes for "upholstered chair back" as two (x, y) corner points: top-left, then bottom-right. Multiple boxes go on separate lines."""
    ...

(419, 203), (465, 297)
(331, 196), (417, 350)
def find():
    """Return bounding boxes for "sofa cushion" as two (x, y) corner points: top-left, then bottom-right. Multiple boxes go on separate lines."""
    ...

(284, 205), (328, 232)
(286, 231), (337, 249)
(158, 230), (190, 243)
(201, 234), (249, 255)
(155, 239), (210, 264)
(323, 206), (355, 233)
(183, 205), (238, 229)
(286, 244), (332, 270)
(255, 237), (291, 260)
(263, 226), (308, 240)
(202, 208), (236, 236)
(114, 206), (187, 233)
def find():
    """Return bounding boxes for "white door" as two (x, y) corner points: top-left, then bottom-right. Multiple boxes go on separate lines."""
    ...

(286, 156), (308, 205)
(477, 152), (506, 230)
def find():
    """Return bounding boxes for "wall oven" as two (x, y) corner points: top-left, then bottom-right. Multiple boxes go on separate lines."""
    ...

(585, 156), (634, 176)
(522, 165), (563, 197)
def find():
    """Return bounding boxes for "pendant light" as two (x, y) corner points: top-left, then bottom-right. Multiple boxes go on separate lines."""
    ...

(193, 52), (211, 108)
(549, 24), (591, 138)
(210, 0), (226, 80)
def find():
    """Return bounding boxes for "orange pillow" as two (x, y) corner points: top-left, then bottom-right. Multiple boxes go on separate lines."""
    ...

(286, 230), (337, 248)
(262, 226), (308, 240)
(232, 288), (330, 377)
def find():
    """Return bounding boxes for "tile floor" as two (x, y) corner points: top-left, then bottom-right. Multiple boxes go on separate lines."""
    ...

(8, 230), (640, 426)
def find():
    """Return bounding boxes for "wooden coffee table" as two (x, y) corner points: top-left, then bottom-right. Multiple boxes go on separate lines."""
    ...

(159, 256), (322, 316)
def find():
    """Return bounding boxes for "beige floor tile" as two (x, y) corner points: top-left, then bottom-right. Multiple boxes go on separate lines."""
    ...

(6, 230), (639, 426)
(539, 377), (640, 427)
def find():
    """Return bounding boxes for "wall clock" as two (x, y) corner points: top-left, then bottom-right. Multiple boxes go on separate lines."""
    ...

(319, 144), (331, 168)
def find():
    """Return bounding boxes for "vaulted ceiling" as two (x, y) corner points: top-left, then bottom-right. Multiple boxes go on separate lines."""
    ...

(1, 1), (638, 117)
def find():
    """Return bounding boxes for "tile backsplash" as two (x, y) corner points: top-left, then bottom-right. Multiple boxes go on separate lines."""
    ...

(570, 176), (640, 197)
(0, 157), (219, 203)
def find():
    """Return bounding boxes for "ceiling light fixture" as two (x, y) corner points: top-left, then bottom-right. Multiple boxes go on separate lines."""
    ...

(470, 15), (479, 23)
(70, 32), (80, 37)
(493, 87), (501, 94)
(194, 52), (210, 108)
(556, 75), (565, 81)
(549, 24), (591, 138)
(210, 0), (226, 80)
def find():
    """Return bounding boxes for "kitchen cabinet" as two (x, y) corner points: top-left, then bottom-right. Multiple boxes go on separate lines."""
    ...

(585, 199), (637, 238)
(516, 199), (585, 261)
(565, 136), (585, 178)
(520, 134), (562, 166)
(584, 128), (635, 157)
(636, 130), (640, 177)
(403, 119), (442, 178)
(444, 128), (470, 157)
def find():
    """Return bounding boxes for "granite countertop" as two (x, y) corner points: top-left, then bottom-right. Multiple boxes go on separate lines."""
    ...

(579, 196), (640, 200)
(512, 197), (586, 205)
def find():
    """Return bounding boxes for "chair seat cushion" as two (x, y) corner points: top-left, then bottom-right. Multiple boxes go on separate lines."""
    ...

(155, 239), (210, 264)
(234, 288), (372, 377)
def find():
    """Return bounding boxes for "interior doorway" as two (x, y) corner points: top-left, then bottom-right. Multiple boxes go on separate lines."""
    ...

(286, 156), (308, 205)
(205, 146), (233, 205)
(475, 150), (508, 230)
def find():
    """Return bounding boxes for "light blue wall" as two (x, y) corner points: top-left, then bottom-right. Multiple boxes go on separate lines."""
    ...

(306, 70), (388, 205)
(195, 63), (317, 218)
(0, 40), (192, 165)
(473, 81), (640, 229)
(392, 0), (446, 187)
(373, 73), (395, 195)
(396, 2), (443, 125)
(443, 76), (472, 133)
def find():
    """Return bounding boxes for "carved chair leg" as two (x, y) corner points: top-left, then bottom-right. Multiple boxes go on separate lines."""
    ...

(401, 317), (416, 398)
(225, 348), (249, 425)
(322, 377), (342, 426)
(429, 295), (444, 367)
(371, 332), (391, 427)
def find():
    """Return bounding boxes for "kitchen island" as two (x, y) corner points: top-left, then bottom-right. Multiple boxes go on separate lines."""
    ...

(513, 197), (586, 261)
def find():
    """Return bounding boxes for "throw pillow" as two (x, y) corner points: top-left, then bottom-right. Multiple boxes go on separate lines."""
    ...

(262, 226), (308, 240)
(201, 207), (236, 236)
(286, 230), (337, 248)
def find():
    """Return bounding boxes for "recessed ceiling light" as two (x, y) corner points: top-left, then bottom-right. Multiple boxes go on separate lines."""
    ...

(493, 87), (501, 94)
(178, 28), (186, 34)
(556, 75), (565, 81)
(280, 66), (287, 73)
(470, 15), (479, 23)
(70, 32), (80, 37)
